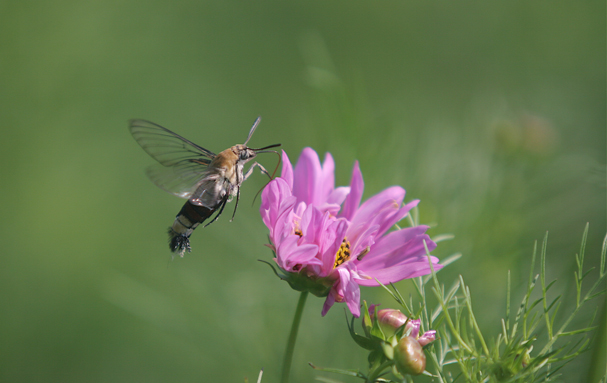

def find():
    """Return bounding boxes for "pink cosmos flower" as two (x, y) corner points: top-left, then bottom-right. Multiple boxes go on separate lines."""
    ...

(260, 148), (442, 317)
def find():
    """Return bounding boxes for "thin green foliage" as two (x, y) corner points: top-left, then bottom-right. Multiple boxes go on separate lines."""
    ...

(313, 225), (605, 382)
(417, 224), (606, 382)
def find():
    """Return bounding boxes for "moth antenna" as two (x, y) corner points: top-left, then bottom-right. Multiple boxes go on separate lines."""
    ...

(252, 150), (282, 206)
(244, 116), (262, 146)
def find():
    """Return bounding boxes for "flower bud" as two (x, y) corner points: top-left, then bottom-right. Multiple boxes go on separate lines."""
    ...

(376, 309), (407, 339)
(520, 349), (531, 368)
(393, 336), (426, 376)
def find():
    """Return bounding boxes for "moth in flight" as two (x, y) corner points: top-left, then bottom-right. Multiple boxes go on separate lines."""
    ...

(129, 117), (280, 257)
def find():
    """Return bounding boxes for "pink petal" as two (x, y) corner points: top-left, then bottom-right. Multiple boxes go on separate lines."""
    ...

(376, 199), (419, 238)
(293, 201), (307, 218)
(337, 267), (361, 317)
(276, 235), (320, 272)
(319, 152), (335, 204)
(339, 161), (364, 221)
(260, 178), (296, 240)
(357, 258), (443, 286)
(315, 203), (343, 217)
(293, 148), (323, 205)
(300, 206), (343, 261)
(359, 233), (438, 273)
(322, 267), (361, 317)
(358, 226), (431, 264)
(349, 187), (406, 240)
(356, 227), (440, 286)
(347, 222), (379, 259)
(354, 186), (405, 221)
(299, 205), (324, 245)
(271, 202), (298, 249)
(407, 319), (421, 338)
(418, 330), (437, 346)
(327, 186), (350, 207)
(280, 150), (294, 189)
(321, 293), (336, 316)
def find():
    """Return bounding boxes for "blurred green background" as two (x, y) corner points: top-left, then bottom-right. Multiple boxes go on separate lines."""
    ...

(1, 1), (605, 382)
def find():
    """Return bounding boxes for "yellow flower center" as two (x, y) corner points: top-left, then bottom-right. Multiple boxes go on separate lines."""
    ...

(334, 237), (351, 268)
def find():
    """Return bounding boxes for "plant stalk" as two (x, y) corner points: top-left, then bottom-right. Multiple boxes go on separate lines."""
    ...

(281, 291), (309, 383)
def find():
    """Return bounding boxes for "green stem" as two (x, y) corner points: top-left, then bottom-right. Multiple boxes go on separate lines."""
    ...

(281, 291), (309, 383)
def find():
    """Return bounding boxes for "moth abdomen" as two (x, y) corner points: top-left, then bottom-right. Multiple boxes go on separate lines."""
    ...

(167, 201), (216, 256)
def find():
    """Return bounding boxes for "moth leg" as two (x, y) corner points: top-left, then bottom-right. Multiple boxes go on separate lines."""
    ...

(243, 162), (271, 181)
(246, 162), (277, 207)
(230, 186), (241, 222)
(203, 193), (230, 228)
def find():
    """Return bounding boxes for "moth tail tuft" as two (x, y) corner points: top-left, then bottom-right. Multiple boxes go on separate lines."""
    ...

(168, 228), (191, 257)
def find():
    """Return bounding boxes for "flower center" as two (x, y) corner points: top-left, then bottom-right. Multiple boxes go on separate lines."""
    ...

(334, 237), (351, 268)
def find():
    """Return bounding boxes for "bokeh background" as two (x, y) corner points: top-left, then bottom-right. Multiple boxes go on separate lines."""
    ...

(1, 1), (605, 382)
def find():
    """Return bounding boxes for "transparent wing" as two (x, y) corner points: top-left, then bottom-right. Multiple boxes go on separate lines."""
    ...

(129, 119), (216, 166)
(145, 163), (210, 199)
(130, 119), (217, 198)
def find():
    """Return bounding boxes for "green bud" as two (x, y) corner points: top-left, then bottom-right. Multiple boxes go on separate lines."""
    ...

(381, 341), (394, 360)
(393, 336), (426, 376)
(521, 349), (531, 368)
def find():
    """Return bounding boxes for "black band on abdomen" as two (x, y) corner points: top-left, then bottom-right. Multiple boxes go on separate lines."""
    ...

(178, 201), (214, 225)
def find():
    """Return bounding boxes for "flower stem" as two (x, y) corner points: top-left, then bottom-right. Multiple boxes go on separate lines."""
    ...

(281, 291), (309, 383)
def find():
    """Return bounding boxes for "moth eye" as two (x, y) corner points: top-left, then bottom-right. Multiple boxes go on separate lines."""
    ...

(241, 150), (253, 160)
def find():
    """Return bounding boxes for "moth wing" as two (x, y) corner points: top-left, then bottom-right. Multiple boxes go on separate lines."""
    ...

(129, 119), (216, 167)
(130, 119), (218, 198)
(144, 163), (210, 199)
